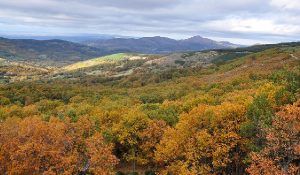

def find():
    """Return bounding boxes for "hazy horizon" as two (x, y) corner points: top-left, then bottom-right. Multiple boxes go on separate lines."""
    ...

(0, 33), (283, 46)
(0, 0), (299, 45)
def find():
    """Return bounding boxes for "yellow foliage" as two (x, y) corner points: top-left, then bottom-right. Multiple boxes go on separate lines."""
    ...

(156, 102), (248, 174)
(255, 82), (282, 107)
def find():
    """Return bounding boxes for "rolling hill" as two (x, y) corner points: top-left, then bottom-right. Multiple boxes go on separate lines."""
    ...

(0, 57), (51, 83)
(1, 41), (299, 84)
(0, 37), (105, 67)
(61, 42), (300, 76)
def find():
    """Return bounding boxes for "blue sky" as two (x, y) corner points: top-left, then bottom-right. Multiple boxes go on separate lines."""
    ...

(0, 0), (299, 44)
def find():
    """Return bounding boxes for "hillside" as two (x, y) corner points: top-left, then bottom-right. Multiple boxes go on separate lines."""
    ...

(82, 35), (242, 54)
(0, 37), (104, 67)
(0, 58), (51, 83)
(54, 42), (299, 80)
(1, 42), (299, 84)
(63, 53), (136, 71)
(0, 41), (299, 174)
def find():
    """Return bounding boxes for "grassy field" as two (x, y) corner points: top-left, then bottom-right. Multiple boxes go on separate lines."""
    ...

(63, 53), (130, 71)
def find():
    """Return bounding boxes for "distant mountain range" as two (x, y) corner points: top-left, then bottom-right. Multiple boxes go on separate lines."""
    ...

(82, 36), (243, 54)
(0, 35), (243, 67)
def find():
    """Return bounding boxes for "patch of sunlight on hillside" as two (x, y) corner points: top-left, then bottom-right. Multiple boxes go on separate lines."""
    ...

(62, 53), (129, 71)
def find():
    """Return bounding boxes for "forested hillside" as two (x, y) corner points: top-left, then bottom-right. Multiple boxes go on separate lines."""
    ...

(0, 43), (299, 174)
(0, 37), (104, 67)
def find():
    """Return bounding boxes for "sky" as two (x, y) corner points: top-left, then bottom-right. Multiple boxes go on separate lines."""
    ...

(0, 0), (299, 45)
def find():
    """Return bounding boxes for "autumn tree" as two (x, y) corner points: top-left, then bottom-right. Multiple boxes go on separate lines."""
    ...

(86, 132), (119, 175)
(240, 83), (281, 152)
(247, 100), (300, 175)
(155, 102), (249, 175)
(139, 119), (168, 166)
(112, 109), (149, 171)
(112, 109), (168, 173)
(0, 116), (118, 174)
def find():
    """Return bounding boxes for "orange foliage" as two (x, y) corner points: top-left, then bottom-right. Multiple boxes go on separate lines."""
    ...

(247, 100), (300, 175)
(0, 116), (118, 174)
(139, 120), (168, 165)
(155, 102), (248, 174)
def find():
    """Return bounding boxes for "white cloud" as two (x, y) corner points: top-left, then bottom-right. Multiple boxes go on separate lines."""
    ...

(206, 17), (300, 35)
(271, 0), (300, 10)
(0, 0), (299, 44)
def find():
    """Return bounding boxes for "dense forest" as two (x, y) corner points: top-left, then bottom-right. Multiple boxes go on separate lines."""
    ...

(0, 44), (299, 174)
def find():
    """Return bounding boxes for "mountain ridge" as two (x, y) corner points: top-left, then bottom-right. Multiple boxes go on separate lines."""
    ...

(82, 35), (243, 54)
(0, 37), (106, 67)
(0, 36), (243, 67)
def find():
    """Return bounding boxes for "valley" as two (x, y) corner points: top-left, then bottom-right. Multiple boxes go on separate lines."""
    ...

(1, 0), (300, 174)
(1, 40), (297, 84)
(0, 38), (299, 174)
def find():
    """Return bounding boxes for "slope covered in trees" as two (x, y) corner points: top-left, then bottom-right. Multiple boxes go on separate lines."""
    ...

(0, 43), (299, 174)
(0, 37), (105, 67)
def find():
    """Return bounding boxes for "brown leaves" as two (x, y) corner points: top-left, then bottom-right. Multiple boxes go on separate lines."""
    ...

(86, 132), (119, 175)
(247, 100), (300, 175)
(0, 116), (118, 174)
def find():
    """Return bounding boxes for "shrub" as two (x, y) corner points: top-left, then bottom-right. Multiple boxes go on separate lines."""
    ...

(144, 170), (156, 175)
(128, 172), (139, 175)
(116, 171), (126, 175)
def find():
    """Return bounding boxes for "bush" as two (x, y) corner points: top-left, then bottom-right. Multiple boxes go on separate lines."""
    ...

(128, 172), (139, 175)
(275, 88), (296, 106)
(116, 171), (126, 175)
(247, 94), (273, 127)
(139, 94), (164, 104)
(0, 96), (10, 105)
(145, 171), (156, 175)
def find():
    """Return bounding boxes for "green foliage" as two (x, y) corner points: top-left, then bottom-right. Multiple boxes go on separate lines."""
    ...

(242, 94), (275, 152)
(116, 171), (126, 175)
(213, 52), (249, 64)
(240, 121), (256, 138)
(270, 68), (300, 93)
(67, 109), (78, 122)
(139, 94), (164, 104)
(127, 172), (139, 175)
(144, 171), (156, 175)
(174, 60), (185, 65)
(0, 96), (10, 105)
(275, 87), (296, 106)
(141, 103), (179, 126)
(247, 94), (274, 127)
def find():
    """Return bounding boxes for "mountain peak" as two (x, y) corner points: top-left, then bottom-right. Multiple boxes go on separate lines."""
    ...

(140, 36), (175, 41)
(188, 35), (205, 39)
(184, 35), (213, 43)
